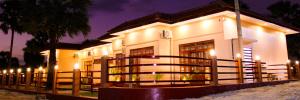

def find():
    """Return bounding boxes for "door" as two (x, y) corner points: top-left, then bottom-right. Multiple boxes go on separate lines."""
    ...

(129, 46), (154, 84)
(84, 61), (93, 84)
(179, 40), (214, 85)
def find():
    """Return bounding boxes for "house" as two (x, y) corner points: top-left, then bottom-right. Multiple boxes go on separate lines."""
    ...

(41, 1), (299, 86)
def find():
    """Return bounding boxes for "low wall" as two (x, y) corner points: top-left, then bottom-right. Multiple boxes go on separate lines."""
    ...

(99, 80), (292, 100)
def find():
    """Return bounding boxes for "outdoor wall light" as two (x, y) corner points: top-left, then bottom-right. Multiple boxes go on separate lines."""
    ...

(236, 53), (241, 58)
(74, 63), (80, 69)
(255, 55), (261, 61)
(3, 70), (6, 74)
(54, 65), (58, 70)
(287, 60), (291, 63)
(38, 66), (43, 71)
(102, 50), (108, 56)
(209, 49), (216, 56)
(17, 68), (21, 73)
(10, 69), (13, 73)
(27, 68), (31, 72)
(296, 61), (299, 65)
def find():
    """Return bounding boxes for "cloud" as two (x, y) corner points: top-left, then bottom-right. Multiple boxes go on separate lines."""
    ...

(90, 0), (130, 12)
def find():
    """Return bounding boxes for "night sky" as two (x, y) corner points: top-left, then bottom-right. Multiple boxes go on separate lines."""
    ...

(0, 0), (300, 64)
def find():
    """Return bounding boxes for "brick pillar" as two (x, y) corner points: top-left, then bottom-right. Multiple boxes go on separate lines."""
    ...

(236, 57), (244, 83)
(2, 71), (6, 87)
(25, 68), (31, 89)
(16, 71), (21, 89)
(72, 67), (80, 96)
(52, 66), (58, 94)
(255, 60), (262, 82)
(295, 61), (300, 79)
(8, 70), (14, 88)
(101, 56), (109, 88)
(286, 61), (292, 80)
(37, 71), (43, 92)
(210, 55), (218, 86)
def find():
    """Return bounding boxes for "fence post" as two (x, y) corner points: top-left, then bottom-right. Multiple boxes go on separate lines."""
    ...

(2, 70), (7, 87)
(295, 61), (300, 79)
(128, 58), (134, 88)
(52, 65), (58, 94)
(101, 56), (109, 88)
(25, 68), (31, 89)
(72, 63), (80, 96)
(236, 54), (244, 83)
(255, 56), (262, 82)
(37, 67), (43, 92)
(8, 69), (14, 88)
(286, 60), (292, 80)
(209, 50), (218, 86)
(16, 68), (21, 89)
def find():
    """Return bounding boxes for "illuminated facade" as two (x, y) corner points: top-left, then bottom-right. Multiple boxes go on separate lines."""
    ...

(41, 2), (299, 85)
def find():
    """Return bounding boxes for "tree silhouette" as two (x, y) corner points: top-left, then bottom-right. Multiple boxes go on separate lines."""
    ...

(0, 0), (24, 71)
(0, 51), (19, 69)
(23, 33), (48, 68)
(21, 0), (91, 89)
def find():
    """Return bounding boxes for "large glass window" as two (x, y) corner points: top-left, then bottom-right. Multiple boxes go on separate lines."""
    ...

(179, 40), (214, 85)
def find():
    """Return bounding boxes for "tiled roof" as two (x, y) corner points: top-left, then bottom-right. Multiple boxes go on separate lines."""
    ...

(106, 1), (300, 34)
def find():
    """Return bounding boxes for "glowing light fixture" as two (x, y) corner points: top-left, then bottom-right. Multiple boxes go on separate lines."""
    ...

(3, 70), (6, 74)
(152, 72), (156, 75)
(296, 61), (299, 65)
(255, 55), (261, 61)
(38, 66), (43, 71)
(74, 63), (80, 69)
(102, 50), (108, 56)
(287, 60), (291, 63)
(54, 65), (59, 70)
(17, 68), (21, 73)
(10, 69), (13, 73)
(209, 49), (216, 56)
(236, 53), (241, 58)
(27, 68), (31, 72)
(153, 64), (157, 66)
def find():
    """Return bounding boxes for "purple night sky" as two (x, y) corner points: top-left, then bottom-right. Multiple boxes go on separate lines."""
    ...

(0, 0), (299, 64)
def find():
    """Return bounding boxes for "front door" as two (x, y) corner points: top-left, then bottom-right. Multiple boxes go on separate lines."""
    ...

(84, 61), (93, 84)
(179, 40), (214, 85)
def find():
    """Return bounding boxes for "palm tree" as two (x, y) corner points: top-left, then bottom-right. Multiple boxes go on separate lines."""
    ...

(268, 1), (300, 60)
(21, 0), (91, 89)
(0, 0), (24, 71)
(0, 51), (19, 69)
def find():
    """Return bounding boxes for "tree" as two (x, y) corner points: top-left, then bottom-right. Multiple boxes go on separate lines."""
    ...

(0, 51), (19, 69)
(23, 33), (48, 68)
(268, 1), (300, 60)
(21, 0), (91, 89)
(0, 0), (24, 71)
